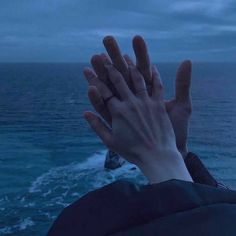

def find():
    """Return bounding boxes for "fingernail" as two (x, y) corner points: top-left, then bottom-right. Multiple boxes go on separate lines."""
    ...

(84, 68), (94, 78)
(103, 36), (114, 44)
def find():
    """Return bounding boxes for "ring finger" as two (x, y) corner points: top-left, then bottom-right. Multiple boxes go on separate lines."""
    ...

(83, 68), (119, 108)
(129, 66), (148, 98)
(133, 36), (152, 94)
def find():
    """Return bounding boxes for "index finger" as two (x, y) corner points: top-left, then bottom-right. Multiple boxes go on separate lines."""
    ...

(91, 54), (119, 98)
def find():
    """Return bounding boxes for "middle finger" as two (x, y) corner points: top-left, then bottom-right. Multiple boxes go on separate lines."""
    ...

(133, 36), (152, 93)
(103, 36), (130, 84)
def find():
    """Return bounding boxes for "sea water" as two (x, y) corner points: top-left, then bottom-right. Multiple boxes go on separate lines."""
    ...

(0, 63), (235, 235)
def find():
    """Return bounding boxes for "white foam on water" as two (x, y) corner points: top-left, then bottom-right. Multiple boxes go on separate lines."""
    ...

(29, 150), (146, 194)
(2, 150), (147, 236)
(0, 217), (34, 234)
(28, 149), (147, 205)
(18, 217), (35, 230)
(28, 150), (105, 193)
(0, 226), (12, 234)
(15, 149), (147, 234)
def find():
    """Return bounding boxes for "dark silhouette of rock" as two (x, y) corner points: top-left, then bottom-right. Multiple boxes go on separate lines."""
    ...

(104, 150), (125, 170)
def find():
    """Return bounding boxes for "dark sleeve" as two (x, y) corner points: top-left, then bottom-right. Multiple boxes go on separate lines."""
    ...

(47, 179), (236, 236)
(184, 152), (228, 189)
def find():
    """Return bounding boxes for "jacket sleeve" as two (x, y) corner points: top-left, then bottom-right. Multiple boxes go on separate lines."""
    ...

(184, 152), (228, 189)
(47, 179), (236, 236)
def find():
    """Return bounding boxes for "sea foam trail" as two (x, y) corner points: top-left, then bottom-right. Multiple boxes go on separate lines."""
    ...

(29, 149), (146, 204)
(0, 217), (34, 234)
(1, 151), (146, 235)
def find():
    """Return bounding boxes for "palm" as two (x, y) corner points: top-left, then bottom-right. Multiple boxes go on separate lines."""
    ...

(165, 98), (192, 157)
(164, 60), (192, 157)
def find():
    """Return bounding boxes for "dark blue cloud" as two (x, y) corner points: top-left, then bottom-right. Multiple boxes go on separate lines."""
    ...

(0, 0), (235, 62)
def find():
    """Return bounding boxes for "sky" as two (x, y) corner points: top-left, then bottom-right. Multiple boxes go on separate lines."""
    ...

(0, 0), (236, 62)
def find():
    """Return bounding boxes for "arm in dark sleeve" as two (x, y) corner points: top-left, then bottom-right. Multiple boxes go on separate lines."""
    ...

(47, 179), (236, 236)
(184, 152), (228, 189)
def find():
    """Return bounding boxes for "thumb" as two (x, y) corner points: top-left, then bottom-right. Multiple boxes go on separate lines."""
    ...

(175, 60), (192, 102)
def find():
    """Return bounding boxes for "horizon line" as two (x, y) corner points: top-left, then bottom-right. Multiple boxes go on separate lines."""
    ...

(0, 61), (235, 64)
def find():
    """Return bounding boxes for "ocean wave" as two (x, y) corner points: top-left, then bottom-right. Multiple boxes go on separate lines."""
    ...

(1, 150), (146, 235)
(29, 150), (146, 195)
(0, 217), (34, 234)
(27, 150), (146, 219)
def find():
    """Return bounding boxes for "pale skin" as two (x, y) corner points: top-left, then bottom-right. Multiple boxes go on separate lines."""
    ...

(83, 46), (193, 183)
(88, 36), (192, 159)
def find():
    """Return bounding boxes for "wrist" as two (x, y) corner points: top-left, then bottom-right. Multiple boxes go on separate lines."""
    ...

(137, 149), (193, 184)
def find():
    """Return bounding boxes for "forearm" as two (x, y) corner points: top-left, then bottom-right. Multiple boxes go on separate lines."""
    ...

(184, 152), (229, 189)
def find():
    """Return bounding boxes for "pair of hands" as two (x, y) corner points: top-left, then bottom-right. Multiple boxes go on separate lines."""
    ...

(83, 36), (193, 183)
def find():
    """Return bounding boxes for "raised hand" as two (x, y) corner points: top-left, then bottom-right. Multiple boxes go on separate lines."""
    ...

(88, 36), (192, 159)
(84, 65), (192, 184)
(165, 61), (192, 158)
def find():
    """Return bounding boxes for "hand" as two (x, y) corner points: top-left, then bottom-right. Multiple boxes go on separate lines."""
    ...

(83, 65), (192, 184)
(88, 36), (192, 159)
(165, 61), (192, 158)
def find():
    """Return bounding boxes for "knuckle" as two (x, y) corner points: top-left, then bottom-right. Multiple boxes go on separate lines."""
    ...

(127, 98), (140, 111)
(136, 89), (148, 97)
(111, 104), (123, 116)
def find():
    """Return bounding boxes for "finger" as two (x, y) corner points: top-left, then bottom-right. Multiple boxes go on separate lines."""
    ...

(129, 66), (148, 98)
(84, 111), (113, 147)
(103, 36), (130, 83)
(133, 35), (152, 85)
(90, 55), (107, 83)
(175, 60), (192, 102)
(151, 65), (163, 100)
(106, 65), (132, 100)
(83, 68), (118, 107)
(100, 53), (112, 65)
(123, 54), (135, 66)
(91, 55), (119, 98)
(88, 86), (112, 125)
(123, 54), (136, 94)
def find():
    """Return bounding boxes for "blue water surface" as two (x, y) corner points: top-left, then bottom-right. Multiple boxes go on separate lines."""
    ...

(0, 63), (235, 235)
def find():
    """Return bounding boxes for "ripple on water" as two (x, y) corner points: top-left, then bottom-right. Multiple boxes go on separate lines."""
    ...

(1, 150), (146, 235)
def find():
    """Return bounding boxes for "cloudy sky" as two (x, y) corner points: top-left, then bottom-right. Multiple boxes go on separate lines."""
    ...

(0, 0), (236, 62)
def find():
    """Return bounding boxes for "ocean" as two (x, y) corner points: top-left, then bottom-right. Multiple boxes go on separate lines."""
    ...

(0, 63), (235, 235)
